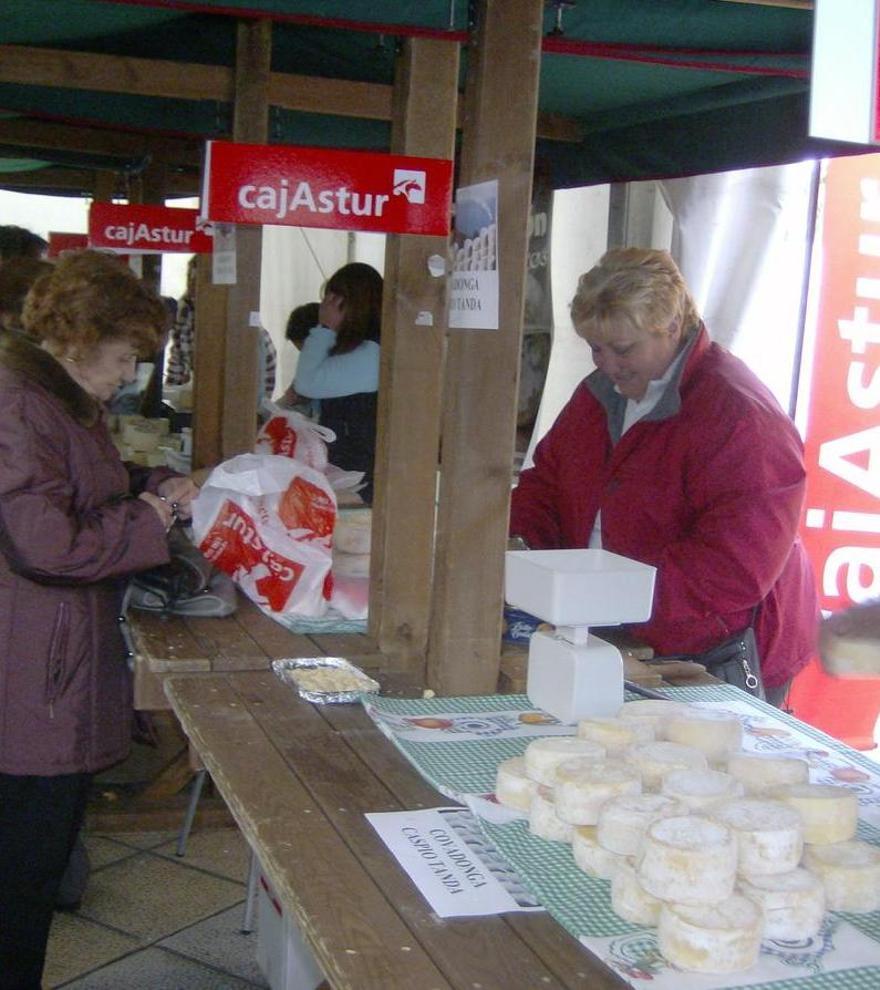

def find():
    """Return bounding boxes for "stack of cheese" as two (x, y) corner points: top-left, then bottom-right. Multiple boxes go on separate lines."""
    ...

(494, 697), (880, 975)
(110, 415), (185, 468)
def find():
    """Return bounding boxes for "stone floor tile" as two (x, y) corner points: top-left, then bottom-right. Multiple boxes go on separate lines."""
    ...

(153, 826), (251, 883)
(56, 946), (264, 989)
(44, 914), (139, 989)
(82, 835), (139, 870)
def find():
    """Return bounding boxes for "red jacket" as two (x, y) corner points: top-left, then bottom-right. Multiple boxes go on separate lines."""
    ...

(510, 326), (818, 689)
(0, 335), (173, 775)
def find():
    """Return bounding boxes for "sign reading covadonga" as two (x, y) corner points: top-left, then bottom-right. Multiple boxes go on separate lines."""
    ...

(200, 140), (453, 236)
(88, 203), (214, 254)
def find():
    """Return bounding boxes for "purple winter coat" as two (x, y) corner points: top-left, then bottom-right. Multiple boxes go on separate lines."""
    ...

(0, 334), (173, 776)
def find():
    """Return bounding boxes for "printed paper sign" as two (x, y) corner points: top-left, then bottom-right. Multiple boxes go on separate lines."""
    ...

(449, 179), (499, 329)
(201, 140), (453, 236)
(88, 202), (214, 254)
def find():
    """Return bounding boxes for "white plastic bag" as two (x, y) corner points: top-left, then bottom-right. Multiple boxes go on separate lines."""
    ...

(191, 453), (336, 618)
(255, 406), (335, 471)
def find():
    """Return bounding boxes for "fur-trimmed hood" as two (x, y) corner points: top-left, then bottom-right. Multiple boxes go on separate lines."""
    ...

(0, 331), (100, 427)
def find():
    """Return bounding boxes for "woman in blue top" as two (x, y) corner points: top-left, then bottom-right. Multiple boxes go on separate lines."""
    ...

(294, 262), (382, 503)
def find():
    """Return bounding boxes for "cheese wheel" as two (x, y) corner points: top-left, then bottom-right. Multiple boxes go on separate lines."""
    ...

(577, 716), (654, 753)
(780, 783), (859, 845)
(727, 752), (810, 797)
(638, 815), (737, 904)
(661, 768), (744, 812)
(611, 860), (663, 926)
(597, 793), (682, 856)
(495, 757), (537, 812)
(618, 699), (689, 736)
(524, 736), (606, 786)
(571, 825), (627, 880)
(529, 785), (573, 842)
(664, 710), (743, 764)
(738, 869), (825, 941)
(712, 798), (804, 876)
(803, 840), (880, 913)
(627, 741), (708, 792)
(554, 758), (642, 826)
(658, 894), (762, 974)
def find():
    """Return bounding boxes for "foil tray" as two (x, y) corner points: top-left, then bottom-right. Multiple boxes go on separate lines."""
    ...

(271, 657), (380, 704)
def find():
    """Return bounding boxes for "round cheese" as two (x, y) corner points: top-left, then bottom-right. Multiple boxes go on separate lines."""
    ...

(658, 894), (762, 974)
(780, 783), (859, 845)
(712, 798), (804, 876)
(727, 752), (810, 797)
(638, 815), (737, 904)
(664, 710), (743, 764)
(571, 825), (627, 880)
(554, 759), (642, 826)
(627, 741), (708, 792)
(661, 768), (744, 812)
(528, 785), (573, 843)
(738, 869), (825, 941)
(803, 840), (880, 913)
(495, 756), (537, 812)
(577, 716), (654, 753)
(597, 793), (682, 856)
(618, 699), (689, 736)
(611, 860), (663, 926)
(524, 736), (606, 786)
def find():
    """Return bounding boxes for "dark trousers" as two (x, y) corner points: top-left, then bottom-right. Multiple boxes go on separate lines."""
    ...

(0, 772), (91, 990)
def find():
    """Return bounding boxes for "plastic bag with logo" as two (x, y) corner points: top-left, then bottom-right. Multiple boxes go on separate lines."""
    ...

(191, 453), (336, 619)
(255, 405), (335, 471)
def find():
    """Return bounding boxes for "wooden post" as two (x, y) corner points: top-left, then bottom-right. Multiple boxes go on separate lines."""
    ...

(368, 38), (459, 674)
(192, 251), (226, 469)
(427, 0), (543, 695)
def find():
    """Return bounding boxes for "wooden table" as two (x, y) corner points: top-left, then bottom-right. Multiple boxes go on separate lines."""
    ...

(165, 669), (630, 990)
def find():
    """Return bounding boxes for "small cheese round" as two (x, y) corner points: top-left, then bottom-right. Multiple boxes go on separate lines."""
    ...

(658, 894), (762, 974)
(528, 785), (573, 843)
(712, 799), (804, 876)
(664, 710), (743, 764)
(780, 783), (859, 845)
(727, 752), (810, 796)
(627, 741), (708, 792)
(554, 759), (642, 826)
(661, 768), (744, 812)
(638, 815), (737, 904)
(611, 860), (663, 926)
(495, 757), (537, 812)
(803, 840), (880, 913)
(738, 869), (825, 941)
(597, 793), (682, 856)
(571, 825), (627, 880)
(524, 736), (606, 786)
(618, 699), (689, 736)
(577, 716), (654, 753)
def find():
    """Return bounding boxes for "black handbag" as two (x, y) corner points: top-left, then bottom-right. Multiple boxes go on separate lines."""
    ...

(653, 625), (765, 700)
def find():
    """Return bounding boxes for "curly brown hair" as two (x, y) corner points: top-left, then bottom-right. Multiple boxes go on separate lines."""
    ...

(21, 250), (166, 357)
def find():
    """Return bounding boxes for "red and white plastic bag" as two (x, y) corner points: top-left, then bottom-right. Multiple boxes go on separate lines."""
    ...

(255, 406), (335, 472)
(191, 453), (336, 618)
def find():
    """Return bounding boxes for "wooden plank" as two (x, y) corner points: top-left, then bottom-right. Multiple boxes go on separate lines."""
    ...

(192, 250), (226, 469)
(427, 0), (543, 695)
(232, 596), (320, 659)
(129, 611), (212, 673)
(166, 673), (453, 990)
(369, 37), (458, 676)
(306, 631), (379, 657)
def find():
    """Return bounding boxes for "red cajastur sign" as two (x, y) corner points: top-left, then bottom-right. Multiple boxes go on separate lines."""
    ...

(88, 202), (214, 254)
(201, 140), (453, 236)
(47, 232), (88, 258)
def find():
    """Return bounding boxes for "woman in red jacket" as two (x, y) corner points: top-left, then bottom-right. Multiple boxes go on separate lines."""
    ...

(510, 248), (818, 706)
(0, 251), (198, 989)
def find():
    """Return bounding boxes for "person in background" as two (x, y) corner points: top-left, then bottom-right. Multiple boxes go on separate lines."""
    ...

(510, 248), (818, 707)
(0, 250), (199, 989)
(277, 301), (320, 415)
(0, 256), (54, 334)
(293, 263), (382, 504)
(0, 224), (47, 265)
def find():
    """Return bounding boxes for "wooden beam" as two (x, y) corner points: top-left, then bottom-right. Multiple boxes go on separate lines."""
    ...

(0, 166), (198, 197)
(368, 38), (459, 674)
(427, 0), (542, 695)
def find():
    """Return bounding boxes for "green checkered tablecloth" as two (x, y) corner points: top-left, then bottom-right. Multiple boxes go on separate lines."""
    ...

(363, 685), (880, 990)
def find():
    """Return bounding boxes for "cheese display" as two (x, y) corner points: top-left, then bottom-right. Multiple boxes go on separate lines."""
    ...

(611, 860), (663, 926)
(571, 825), (627, 880)
(529, 785), (574, 842)
(553, 759), (642, 826)
(660, 768), (744, 812)
(495, 756), (538, 812)
(663, 709), (743, 764)
(780, 783), (859, 845)
(803, 840), (880, 913)
(712, 798), (804, 876)
(637, 814), (737, 904)
(626, 740), (708, 791)
(617, 698), (689, 734)
(596, 793), (682, 857)
(738, 868), (826, 941)
(523, 736), (606, 786)
(658, 894), (763, 974)
(576, 715), (654, 753)
(727, 751), (810, 796)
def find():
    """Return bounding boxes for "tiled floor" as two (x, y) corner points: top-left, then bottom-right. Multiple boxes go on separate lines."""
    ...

(44, 826), (269, 989)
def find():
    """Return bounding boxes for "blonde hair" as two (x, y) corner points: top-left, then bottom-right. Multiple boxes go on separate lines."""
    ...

(570, 248), (701, 343)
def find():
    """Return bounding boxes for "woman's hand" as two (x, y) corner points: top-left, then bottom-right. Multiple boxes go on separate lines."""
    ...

(157, 475), (200, 521)
(139, 491), (176, 531)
